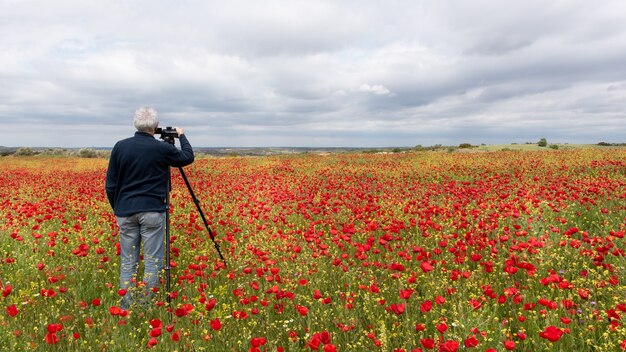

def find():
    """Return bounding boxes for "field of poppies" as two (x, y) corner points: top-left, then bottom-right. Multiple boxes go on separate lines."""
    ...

(1, 148), (625, 351)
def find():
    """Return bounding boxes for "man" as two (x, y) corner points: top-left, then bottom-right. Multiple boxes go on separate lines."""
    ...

(105, 107), (194, 310)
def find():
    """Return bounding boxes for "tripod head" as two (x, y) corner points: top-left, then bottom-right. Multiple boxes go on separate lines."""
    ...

(156, 126), (178, 144)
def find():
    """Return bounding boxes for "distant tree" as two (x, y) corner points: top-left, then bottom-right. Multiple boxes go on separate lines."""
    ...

(0, 146), (17, 156)
(538, 138), (548, 147)
(459, 143), (473, 149)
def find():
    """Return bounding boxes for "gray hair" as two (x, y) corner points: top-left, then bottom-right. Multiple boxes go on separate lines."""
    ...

(133, 107), (159, 132)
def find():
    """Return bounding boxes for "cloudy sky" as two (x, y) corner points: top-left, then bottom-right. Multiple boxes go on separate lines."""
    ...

(2, 0), (625, 147)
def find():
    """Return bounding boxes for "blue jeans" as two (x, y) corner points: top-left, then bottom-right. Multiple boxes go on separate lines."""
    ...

(116, 212), (165, 309)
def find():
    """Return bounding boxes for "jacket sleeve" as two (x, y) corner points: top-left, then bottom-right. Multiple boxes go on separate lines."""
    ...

(167, 134), (195, 167)
(105, 150), (118, 209)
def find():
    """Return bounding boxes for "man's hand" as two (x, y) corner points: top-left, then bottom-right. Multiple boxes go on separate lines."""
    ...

(175, 127), (185, 136)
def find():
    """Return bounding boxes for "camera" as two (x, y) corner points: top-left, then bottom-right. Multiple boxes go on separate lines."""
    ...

(156, 126), (178, 144)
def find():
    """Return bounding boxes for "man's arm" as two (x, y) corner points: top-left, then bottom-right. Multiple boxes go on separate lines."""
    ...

(167, 127), (194, 167)
(105, 151), (118, 210)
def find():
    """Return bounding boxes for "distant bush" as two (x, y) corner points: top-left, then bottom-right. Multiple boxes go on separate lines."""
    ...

(459, 143), (473, 149)
(15, 147), (35, 156)
(597, 142), (626, 146)
(549, 144), (559, 150)
(412, 144), (456, 152)
(538, 138), (548, 147)
(40, 148), (68, 156)
(78, 148), (98, 158)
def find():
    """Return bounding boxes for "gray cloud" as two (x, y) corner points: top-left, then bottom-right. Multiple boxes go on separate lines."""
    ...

(1, 0), (625, 147)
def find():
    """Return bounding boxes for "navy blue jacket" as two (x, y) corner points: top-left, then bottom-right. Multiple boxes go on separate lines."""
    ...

(105, 131), (194, 217)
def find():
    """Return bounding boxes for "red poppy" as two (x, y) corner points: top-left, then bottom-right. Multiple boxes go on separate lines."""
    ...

(296, 305), (309, 316)
(539, 326), (563, 342)
(400, 288), (414, 300)
(109, 306), (123, 316)
(232, 310), (249, 319)
(175, 307), (189, 317)
(45, 333), (60, 345)
(149, 327), (162, 337)
(469, 299), (482, 310)
(420, 261), (435, 273)
(146, 337), (158, 348)
(41, 288), (56, 298)
(308, 331), (332, 349)
(561, 299), (575, 309)
(439, 340), (459, 352)
(324, 344), (337, 352)
(250, 337), (267, 347)
(6, 304), (18, 317)
(47, 323), (63, 333)
(1, 285), (12, 297)
(205, 298), (217, 311)
(577, 288), (590, 300)
(316, 331), (331, 344)
(210, 318), (222, 331)
(464, 335), (479, 348)
(388, 303), (405, 315)
(308, 337), (322, 350)
(607, 309), (620, 321)
(421, 338), (435, 349)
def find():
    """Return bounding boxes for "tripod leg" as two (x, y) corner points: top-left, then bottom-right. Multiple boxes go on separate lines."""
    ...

(178, 167), (227, 267)
(165, 170), (172, 309)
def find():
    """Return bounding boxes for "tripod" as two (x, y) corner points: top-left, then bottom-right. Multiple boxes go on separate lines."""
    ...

(164, 165), (227, 307)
